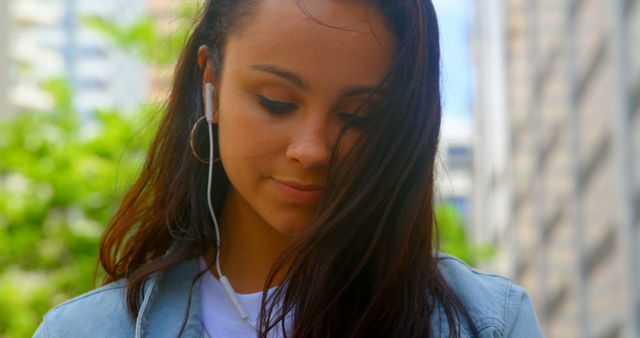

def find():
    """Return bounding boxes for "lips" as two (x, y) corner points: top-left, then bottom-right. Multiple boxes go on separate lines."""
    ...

(271, 178), (325, 204)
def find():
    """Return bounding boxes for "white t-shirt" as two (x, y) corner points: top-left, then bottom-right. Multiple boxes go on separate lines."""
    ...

(199, 258), (291, 338)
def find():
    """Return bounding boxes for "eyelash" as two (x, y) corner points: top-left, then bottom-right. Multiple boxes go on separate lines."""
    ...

(258, 95), (296, 114)
(257, 95), (370, 128)
(337, 112), (369, 128)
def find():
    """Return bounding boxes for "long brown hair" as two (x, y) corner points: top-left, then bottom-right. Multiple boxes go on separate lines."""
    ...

(99, 0), (474, 337)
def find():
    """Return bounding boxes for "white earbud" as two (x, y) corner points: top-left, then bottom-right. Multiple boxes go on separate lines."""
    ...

(205, 83), (214, 123)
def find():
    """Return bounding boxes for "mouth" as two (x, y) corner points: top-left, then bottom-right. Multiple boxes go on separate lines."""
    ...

(271, 178), (325, 204)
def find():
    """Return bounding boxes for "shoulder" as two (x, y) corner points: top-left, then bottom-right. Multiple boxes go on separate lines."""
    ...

(436, 254), (543, 337)
(33, 259), (203, 338)
(34, 280), (135, 338)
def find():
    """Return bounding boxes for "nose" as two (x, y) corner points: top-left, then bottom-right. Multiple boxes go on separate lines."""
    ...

(285, 120), (332, 168)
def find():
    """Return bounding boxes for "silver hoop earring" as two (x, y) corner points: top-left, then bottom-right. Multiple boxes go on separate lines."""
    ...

(189, 116), (219, 164)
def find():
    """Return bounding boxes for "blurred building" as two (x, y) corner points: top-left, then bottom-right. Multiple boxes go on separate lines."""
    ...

(439, 116), (474, 223)
(472, 0), (639, 338)
(3, 0), (147, 115)
(434, 1), (475, 222)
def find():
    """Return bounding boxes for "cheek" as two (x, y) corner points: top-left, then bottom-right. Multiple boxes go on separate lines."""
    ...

(217, 95), (276, 159)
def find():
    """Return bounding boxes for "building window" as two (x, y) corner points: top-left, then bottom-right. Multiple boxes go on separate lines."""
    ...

(447, 145), (472, 171)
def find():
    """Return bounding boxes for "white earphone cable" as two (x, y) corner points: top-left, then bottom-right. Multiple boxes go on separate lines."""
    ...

(204, 83), (256, 330)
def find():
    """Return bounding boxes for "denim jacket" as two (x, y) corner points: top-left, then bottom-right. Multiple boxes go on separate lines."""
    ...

(33, 255), (543, 337)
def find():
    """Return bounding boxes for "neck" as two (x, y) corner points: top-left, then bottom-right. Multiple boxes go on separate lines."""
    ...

(208, 189), (293, 294)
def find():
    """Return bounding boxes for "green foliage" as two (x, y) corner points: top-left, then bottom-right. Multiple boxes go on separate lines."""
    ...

(436, 203), (495, 265)
(0, 78), (159, 337)
(0, 4), (196, 335)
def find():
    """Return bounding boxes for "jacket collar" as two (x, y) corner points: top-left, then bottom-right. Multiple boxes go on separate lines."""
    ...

(135, 258), (206, 338)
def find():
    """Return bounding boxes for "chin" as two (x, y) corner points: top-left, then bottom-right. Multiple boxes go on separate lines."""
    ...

(275, 224), (305, 238)
(263, 205), (317, 237)
(271, 217), (312, 238)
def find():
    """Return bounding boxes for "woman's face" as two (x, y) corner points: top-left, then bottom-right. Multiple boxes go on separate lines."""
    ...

(210, 0), (394, 236)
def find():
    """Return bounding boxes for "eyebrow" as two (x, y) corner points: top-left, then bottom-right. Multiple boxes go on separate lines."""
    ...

(250, 63), (383, 98)
(251, 64), (309, 91)
(339, 86), (383, 98)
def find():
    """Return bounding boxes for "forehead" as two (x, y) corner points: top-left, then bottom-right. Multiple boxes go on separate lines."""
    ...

(223, 0), (395, 89)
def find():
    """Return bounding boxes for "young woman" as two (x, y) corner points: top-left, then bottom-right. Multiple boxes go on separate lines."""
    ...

(35, 0), (543, 337)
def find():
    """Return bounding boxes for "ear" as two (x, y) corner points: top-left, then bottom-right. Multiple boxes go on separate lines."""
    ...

(197, 45), (219, 124)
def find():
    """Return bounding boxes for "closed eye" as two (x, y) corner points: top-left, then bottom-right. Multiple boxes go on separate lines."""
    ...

(337, 112), (369, 128)
(258, 95), (297, 115)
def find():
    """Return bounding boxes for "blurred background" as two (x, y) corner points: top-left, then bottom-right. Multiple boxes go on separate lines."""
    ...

(0, 0), (638, 337)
